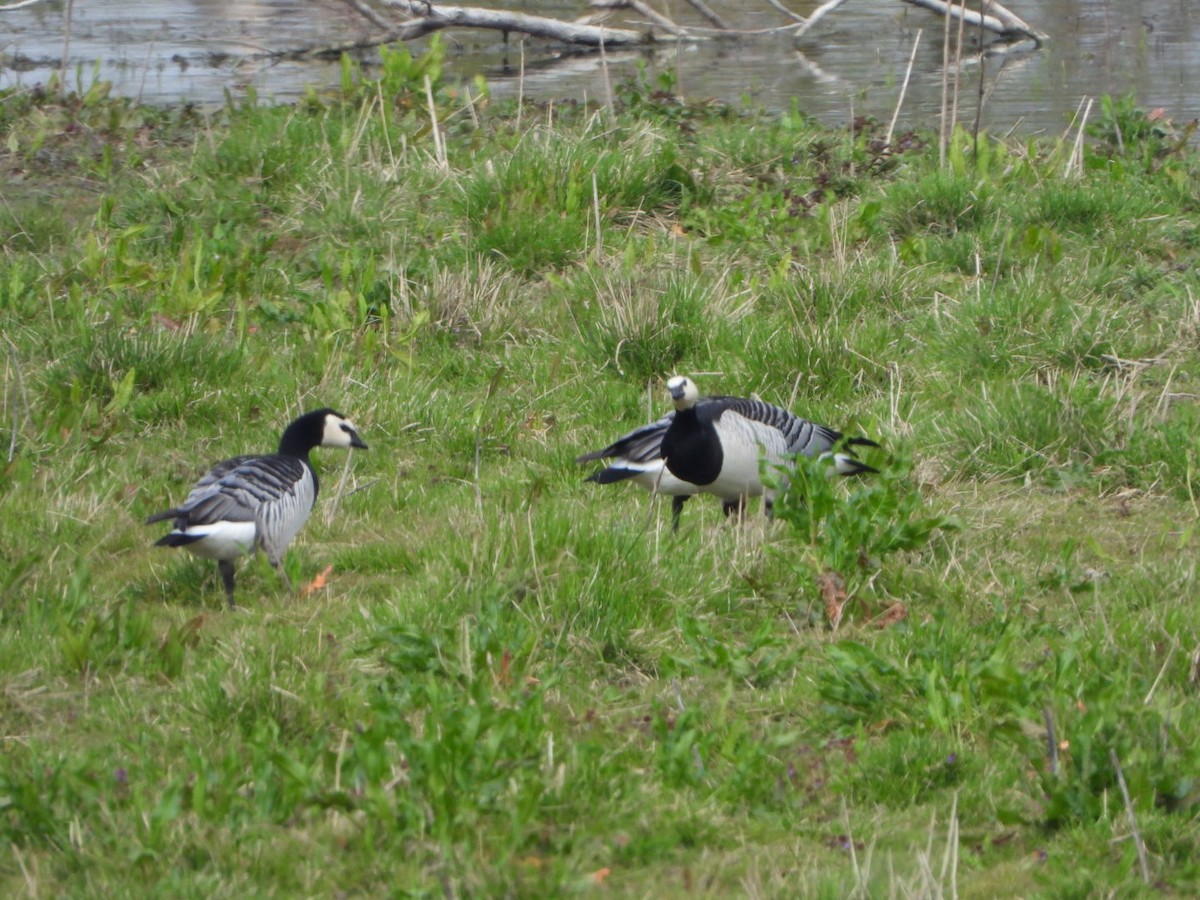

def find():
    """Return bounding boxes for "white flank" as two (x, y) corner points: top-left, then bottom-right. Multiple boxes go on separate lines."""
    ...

(176, 520), (258, 560)
(706, 413), (790, 503)
(618, 459), (697, 497)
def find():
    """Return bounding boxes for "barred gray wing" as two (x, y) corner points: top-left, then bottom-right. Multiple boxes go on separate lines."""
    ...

(178, 455), (308, 526)
(708, 397), (843, 456)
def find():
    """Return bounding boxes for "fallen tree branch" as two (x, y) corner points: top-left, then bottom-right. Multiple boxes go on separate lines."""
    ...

(271, 0), (1044, 75)
(592, 0), (687, 36)
(901, 0), (1047, 45)
(343, 0), (401, 32)
(763, 0), (806, 25)
(682, 0), (729, 30)
(380, 0), (654, 46)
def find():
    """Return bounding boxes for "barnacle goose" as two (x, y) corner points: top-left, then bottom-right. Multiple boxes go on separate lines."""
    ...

(576, 413), (699, 530)
(660, 375), (878, 517)
(146, 408), (367, 607)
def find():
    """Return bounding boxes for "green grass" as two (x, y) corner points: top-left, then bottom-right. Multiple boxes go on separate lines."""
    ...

(2, 54), (1200, 896)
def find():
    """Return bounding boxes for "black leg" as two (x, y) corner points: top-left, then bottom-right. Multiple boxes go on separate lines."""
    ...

(671, 496), (687, 532)
(722, 497), (747, 521)
(218, 559), (237, 609)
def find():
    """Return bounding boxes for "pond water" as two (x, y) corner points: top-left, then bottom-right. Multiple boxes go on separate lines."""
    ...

(3, 0), (1198, 138)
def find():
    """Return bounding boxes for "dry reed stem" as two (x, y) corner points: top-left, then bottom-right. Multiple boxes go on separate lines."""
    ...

(58, 0), (74, 93)
(599, 34), (614, 108)
(1110, 749), (1151, 884)
(886, 29), (922, 146)
(516, 40), (525, 131)
(592, 171), (603, 261)
(939, 0), (952, 167)
(324, 447), (357, 527)
(949, 0), (968, 145)
(1065, 97), (1093, 178)
(423, 75), (447, 171)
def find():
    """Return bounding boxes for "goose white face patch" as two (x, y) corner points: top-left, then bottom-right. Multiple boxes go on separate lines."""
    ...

(666, 376), (700, 410)
(321, 414), (363, 449)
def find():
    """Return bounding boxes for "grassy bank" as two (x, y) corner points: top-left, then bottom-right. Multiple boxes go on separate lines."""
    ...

(2, 50), (1200, 896)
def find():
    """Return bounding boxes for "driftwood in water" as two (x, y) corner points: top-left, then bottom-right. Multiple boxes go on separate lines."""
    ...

(378, 0), (652, 46)
(901, 0), (1046, 45)
(329, 0), (1047, 52)
(245, 0), (1048, 67)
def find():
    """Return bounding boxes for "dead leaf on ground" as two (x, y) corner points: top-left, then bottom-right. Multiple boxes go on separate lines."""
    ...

(589, 867), (611, 885)
(181, 614), (205, 643)
(300, 565), (333, 596)
(872, 602), (908, 628)
(817, 570), (848, 629)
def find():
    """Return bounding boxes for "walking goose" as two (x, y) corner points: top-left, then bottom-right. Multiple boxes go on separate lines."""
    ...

(146, 408), (367, 607)
(659, 375), (878, 517)
(576, 413), (698, 530)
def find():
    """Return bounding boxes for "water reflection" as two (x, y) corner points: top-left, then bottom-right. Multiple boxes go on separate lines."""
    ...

(1, 0), (1197, 137)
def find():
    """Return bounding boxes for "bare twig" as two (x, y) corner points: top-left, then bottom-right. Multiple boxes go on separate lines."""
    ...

(624, 0), (687, 36)
(682, 0), (729, 30)
(0, 0), (47, 10)
(343, 0), (399, 31)
(792, 0), (852, 42)
(1110, 749), (1151, 884)
(344, 478), (381, 497)
(763, 0), (805, 24)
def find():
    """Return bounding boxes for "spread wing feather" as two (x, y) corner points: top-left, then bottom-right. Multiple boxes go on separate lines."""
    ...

(575, 414), (673, 465)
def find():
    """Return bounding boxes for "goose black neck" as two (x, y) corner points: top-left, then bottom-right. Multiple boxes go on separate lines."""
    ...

(277, 409), (333, 459)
